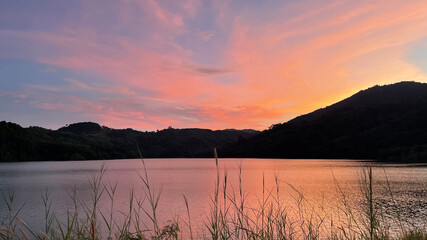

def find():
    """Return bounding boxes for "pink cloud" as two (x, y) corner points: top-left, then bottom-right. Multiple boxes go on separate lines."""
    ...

(2, 0), (427, 130)
(221, 0), (427, 120)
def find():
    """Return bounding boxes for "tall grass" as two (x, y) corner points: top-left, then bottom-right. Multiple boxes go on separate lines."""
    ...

(1, 151), (426, 239)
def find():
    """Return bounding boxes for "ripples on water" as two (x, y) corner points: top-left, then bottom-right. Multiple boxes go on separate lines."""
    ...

(1, 158), (427, 238)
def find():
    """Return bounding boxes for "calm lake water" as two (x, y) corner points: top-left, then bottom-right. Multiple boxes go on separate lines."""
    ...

(1, 158), (427, 237)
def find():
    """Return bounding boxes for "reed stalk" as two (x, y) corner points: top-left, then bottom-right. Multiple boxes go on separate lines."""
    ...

(1, 154), (427, 240)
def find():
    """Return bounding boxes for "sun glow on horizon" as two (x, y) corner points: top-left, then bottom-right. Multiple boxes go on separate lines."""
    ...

(1, 0), (427, 131)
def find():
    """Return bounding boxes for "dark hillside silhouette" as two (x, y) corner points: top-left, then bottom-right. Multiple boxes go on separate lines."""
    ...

(223, 81), (427, 162)
(0, 122), (258, 161)
(2, 81), (427, 162)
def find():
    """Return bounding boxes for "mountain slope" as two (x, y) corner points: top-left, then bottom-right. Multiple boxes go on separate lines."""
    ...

(223, 81), (427, 162)
(0, 122), (258, 162)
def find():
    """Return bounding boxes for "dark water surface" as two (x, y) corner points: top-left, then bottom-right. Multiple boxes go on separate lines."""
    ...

(1, 158), (427, 237)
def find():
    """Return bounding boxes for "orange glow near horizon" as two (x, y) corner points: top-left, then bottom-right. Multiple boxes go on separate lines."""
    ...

(1, 0), (427, 130)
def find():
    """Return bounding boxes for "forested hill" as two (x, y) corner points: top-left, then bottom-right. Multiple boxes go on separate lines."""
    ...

(3, 81), (427, 162)
(223, 81), (427, 162)
(0, 122), (258, 162)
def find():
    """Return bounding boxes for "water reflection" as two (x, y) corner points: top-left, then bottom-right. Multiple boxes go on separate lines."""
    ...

(1, 158), (427, 238)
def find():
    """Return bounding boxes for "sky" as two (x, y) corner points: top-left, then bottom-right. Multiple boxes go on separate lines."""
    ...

(1, 0), (427, 131)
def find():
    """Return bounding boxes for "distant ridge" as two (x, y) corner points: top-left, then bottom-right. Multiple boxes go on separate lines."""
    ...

(0, 122), (258, 162)
(2, 81), (427, 162)
(223, 81), (427, 162)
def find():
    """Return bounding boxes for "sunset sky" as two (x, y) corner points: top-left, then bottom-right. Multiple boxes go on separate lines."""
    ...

(1, 0), (427, 131)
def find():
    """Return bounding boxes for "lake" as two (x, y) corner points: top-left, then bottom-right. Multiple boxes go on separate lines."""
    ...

(1, 158), (427, 238)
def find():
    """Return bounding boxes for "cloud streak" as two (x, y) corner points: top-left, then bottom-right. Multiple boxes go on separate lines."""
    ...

(1, 0), (427, 130)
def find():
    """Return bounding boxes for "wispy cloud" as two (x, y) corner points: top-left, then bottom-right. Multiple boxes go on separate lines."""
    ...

(1, 0), (427, 130)
(197, 30), (216, 41)
(39, 66), (56, 73)
(188, 64), (232, 76)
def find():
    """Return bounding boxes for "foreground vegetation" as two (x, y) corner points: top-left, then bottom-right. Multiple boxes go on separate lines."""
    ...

(1, 153), (427, 239)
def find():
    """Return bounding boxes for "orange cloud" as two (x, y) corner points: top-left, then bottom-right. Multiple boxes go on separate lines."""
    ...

(221, 0), (427, 127)
(2, 0), (427, 130)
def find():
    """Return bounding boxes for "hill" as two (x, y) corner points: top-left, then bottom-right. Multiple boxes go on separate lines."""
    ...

(223, 81), (427, 162)
(0, 122), (258, 161)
